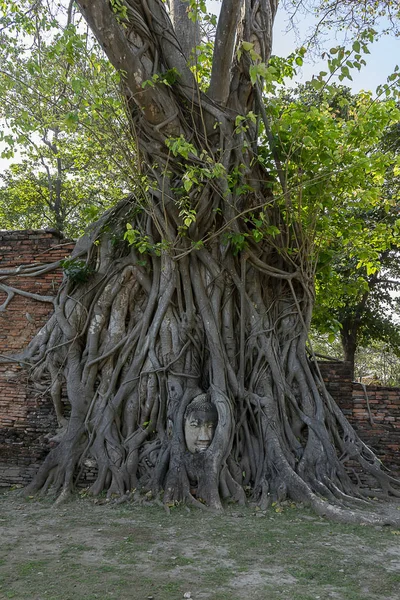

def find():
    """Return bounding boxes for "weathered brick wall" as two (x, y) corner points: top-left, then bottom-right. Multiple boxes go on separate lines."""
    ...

(0, 370), (59, 486)
(319, 361), (400, 475)
(0, 230), (74, 487)
(350, 384), (400, 474)
(318, 361), (354, 415)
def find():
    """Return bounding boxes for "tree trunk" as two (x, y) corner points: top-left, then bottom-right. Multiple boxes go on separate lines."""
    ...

(340, 320), (357, 380)
(16, 0), (400, 523)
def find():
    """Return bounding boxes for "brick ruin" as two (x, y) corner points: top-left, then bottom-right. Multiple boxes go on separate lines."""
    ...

(319, 361), (400, 476)
(0, 231), (399, 487)
(0, 230), (74, 486)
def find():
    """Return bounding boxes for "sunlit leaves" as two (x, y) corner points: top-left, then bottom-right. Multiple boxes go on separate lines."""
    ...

(280, 78), (400, 357)
(187, 0), (207, 24)
(110, 0), (128, 23)
(246, 48), (306, 92)
(0, 1), (137, 236)
(165, 136), (198, 159)
(262, 74), (400, 359)
(189, 41), (213, 91)
(142, 68), (180, 89)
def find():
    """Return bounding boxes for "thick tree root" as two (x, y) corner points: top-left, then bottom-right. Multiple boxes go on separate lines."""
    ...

(9, 199), (399, 525)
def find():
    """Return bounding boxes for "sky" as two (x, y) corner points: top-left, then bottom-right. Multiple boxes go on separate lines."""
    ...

(272, 5), (400, 93)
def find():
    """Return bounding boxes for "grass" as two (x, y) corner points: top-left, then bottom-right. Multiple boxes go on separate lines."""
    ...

(0, 490), (399, 600)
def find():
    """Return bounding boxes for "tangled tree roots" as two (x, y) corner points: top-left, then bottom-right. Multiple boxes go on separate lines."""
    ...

(10, 199), (400, 524)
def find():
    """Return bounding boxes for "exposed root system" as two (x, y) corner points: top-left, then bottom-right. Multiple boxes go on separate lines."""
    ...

(4, 198), (396, 525)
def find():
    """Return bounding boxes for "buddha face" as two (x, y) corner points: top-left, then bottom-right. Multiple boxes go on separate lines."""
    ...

(184, 398), (218, 454)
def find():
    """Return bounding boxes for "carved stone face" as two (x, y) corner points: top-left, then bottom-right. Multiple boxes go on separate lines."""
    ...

(184, 397), (218, 454)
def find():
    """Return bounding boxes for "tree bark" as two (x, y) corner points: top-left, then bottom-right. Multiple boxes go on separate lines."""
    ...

(341, 320), (357, 380)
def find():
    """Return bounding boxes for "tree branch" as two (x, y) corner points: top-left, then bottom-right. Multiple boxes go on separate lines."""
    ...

(75, 0), (182, 132)
(0, 283), (54, 305)
(170, 0), (200, 63)
(208, 0), (243, 106)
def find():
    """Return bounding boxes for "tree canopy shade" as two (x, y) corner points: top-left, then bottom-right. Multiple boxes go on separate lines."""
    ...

(2, 0), (400, 524)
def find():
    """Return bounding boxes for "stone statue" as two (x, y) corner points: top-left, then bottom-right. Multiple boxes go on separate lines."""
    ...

(184, 394), (218, 453)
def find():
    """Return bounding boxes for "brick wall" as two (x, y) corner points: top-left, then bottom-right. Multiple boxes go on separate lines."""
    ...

(317, 361), (354, 414)
(350, 384), (400, 474)
(319, 361), (400, 476)
(0, 230), (74, 487)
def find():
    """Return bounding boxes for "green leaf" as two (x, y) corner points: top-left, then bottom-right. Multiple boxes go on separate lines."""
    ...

(252, 229), (263, 243)
(311, 79), (324, 90)
(249, 65), (258, 85)
(242, 41), (254, 52)
(183, 178), (193, 192)
(71, 77), (82, 93)
(266, 226), (280, 237)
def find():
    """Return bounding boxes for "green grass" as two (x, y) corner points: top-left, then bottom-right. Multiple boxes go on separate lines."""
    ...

(17, 560), (51, 577)
(0, 491), (399, 600)
(60, 543), (94, 556)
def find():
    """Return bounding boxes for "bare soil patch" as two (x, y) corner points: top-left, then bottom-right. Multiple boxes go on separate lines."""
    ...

(0, 490), (399, 600)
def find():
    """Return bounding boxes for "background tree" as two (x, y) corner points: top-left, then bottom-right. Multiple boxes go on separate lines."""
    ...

(311, 333), (400, 386)
(2, 0), (400, 524)
(313, 246), (400, 378)
(298, 87), (400, 378)
(355, 341), (400, 386)
(0, 2), (137, 236)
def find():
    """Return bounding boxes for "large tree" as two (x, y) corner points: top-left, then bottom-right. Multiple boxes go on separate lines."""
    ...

(3, 0), (400, 523)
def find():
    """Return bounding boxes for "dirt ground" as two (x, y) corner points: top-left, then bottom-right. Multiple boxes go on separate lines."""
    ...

(0, 489), (399, 600)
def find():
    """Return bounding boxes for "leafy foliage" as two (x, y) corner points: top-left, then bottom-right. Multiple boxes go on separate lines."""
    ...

(60, 258), (94, 283)
(272, 82), (400, 367)
(0, 1), (138, 236)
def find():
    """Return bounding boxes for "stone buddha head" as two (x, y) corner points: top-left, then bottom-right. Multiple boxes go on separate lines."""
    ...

(184, 394), (218, 454)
